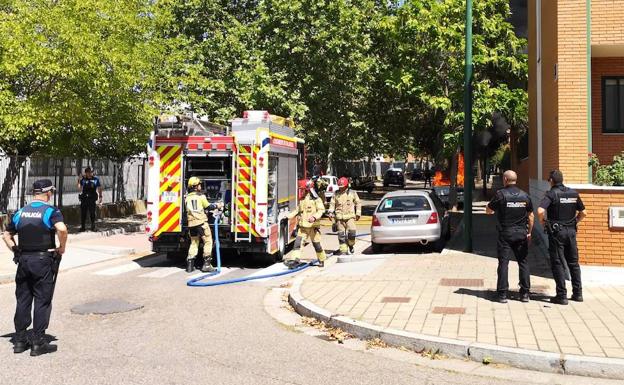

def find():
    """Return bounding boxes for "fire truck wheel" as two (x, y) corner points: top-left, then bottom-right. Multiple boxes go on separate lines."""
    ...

(275, 224), (287, 262)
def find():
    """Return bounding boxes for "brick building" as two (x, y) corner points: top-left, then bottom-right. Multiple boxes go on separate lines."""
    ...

(515, 1), (624, 266)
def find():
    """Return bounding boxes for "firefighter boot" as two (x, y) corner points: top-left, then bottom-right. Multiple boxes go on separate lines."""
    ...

(186, 258), (195, 273)
(316, 251), (327, 268)
(201, 258), (215, 273)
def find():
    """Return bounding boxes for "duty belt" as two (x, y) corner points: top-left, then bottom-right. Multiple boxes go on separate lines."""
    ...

(20, 251), (53, 256)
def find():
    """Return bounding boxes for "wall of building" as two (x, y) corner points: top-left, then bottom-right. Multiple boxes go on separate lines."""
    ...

(541, 0), (560, 179)
(592, 0), (624, 45)
(556, 0), (589, 184)
(576, 188), (624, 266)
(591, 57), (624, 164)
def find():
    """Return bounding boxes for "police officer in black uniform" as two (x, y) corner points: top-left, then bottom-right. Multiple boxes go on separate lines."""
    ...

(486, 170), (534, 303)
(537, 170), (587, 305)
(78, 167), (102, 232)
(2, 179), (68, 356)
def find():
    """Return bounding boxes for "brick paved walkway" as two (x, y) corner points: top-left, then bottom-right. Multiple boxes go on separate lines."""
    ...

(301, 250), (624, 358)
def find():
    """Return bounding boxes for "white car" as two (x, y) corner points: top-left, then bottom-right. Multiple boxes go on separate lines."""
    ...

(371, 190), (450, 253)
(320, 175), (339, 203)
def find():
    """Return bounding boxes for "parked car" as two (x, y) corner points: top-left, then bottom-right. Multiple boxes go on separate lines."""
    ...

(320, 175), (339, 203)
(371, 190), (450, 253)
(383, 168), (405, 188)
(431, 185), (464, 208)
(351, 176), (375, 194)
(410, 168), (424, 180)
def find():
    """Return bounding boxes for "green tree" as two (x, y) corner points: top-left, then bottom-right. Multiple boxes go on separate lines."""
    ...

(258, 0), (379, 166)
(379, 0), (527, 163)
(0, 0), (170, 209)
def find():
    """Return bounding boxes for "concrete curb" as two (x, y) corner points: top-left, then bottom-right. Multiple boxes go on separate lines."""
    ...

(0, 224), (148, 284)
(336, 254), (391, 263)
(288, 275), (624, 380)
(67, 223), (145, 243)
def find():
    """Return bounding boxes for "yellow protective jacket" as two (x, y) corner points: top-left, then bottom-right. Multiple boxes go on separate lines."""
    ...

(185, 191), (211, 227)
(329, 189), (361, 220)
(288, 193), (325, 228)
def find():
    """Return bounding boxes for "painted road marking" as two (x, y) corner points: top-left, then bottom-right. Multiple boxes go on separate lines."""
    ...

(94, 263), (141, 276)
(139, 267), (183, 278)
(244, 263), (288, 282)
(186, 267), (240, 281)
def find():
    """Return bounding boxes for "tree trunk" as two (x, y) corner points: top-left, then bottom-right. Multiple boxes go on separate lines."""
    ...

(0, 156), (26, 213)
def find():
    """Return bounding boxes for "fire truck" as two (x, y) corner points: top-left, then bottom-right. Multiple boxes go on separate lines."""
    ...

(146, 111), (306, 261)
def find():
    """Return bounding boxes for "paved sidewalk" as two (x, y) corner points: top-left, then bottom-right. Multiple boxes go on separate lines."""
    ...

(294, 213), (624, 376)
(0, 215), (150, 283)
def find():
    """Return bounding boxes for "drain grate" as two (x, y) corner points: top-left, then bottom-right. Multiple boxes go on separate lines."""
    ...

(432, 306), (466, 315)
(381, 297), (411, 303)
(439, 278), (484, 287)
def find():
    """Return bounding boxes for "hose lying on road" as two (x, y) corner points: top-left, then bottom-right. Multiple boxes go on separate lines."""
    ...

(187, 215), (317, 287)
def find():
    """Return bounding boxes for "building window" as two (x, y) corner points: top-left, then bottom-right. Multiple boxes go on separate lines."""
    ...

(603, 77), (624, 133)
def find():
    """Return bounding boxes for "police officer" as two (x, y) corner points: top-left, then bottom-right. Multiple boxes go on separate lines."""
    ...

(185, 177), (223, 273)
(77, 167), (102, 232)
(2, 179), (67, 356)
(537, 170), (587, 305)
(328, 177), (361, 255)
(285, 180), (327, 269)
(486, 170), (534, 303)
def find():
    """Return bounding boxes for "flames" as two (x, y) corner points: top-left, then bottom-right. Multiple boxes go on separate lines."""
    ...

(433, 153), (465, 187)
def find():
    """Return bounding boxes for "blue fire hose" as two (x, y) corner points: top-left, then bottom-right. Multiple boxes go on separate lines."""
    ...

(187, 214), (317, 287)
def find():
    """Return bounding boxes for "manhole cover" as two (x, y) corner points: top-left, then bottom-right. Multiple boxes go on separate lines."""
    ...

(381, 297), (411, 303)
(71, 299), (143, 315)
(439, 278), (484, 287)
(432, 306), (466, 315)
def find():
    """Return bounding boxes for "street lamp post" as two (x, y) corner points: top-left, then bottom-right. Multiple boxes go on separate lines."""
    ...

(463, 0), (473, 252)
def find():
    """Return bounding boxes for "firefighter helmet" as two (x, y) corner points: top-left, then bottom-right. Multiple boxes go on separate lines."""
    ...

(298, 180), (308, 189)
(188, 177), (201, 188)
(338, 177), (349, 188)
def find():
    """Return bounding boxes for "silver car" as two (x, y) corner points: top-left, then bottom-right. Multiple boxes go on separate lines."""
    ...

(371, 190), (450, 253)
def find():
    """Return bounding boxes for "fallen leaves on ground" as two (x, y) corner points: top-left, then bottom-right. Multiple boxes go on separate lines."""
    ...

(421, 348), (448, 360)
(301, 317), (353, 343)
(366, 338), (389, 350)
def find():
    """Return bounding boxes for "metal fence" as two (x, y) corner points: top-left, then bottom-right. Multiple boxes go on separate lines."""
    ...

(0, 155), (147, 214)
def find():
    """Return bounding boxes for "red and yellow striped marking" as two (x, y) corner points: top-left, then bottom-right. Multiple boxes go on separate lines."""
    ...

(155, 145), (182, 236)
(235, 146), (253, 234)
(250, 146), (260, 237)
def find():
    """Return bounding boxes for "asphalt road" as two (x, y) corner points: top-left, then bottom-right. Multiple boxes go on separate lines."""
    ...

(0, 249), (612, 385)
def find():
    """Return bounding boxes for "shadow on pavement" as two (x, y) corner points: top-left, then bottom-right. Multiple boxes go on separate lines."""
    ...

(446, 213), (555, 280)
(361, 243), (434, 255)
(455, 288), (555, 304)
(1, 332), (58, 344)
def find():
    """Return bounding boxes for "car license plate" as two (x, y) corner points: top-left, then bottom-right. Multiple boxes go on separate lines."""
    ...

(392, 218), (416, 225)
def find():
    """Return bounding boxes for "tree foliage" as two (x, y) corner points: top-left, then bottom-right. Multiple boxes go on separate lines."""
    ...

(0, 0), (528, 166)
(0, 0), (169, 158)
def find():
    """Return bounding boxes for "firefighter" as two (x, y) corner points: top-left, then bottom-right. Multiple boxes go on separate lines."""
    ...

(285, 180), (327, 269)
(329, 177), (361, 255)
(185, 177), (223, 273)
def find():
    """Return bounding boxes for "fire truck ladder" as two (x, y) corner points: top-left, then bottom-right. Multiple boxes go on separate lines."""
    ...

(234, 145), (254, 242)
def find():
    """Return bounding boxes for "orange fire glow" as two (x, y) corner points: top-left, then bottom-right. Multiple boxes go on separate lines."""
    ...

(433, 153), (465, 187)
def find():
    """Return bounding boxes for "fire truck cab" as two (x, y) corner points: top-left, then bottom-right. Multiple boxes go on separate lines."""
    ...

(146, 111), (306, 261)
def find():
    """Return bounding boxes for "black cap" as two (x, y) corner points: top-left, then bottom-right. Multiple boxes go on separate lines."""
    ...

(33, 179), (56, 193)
(548, 170), (564, 185)
(85, 167), (93, 173)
